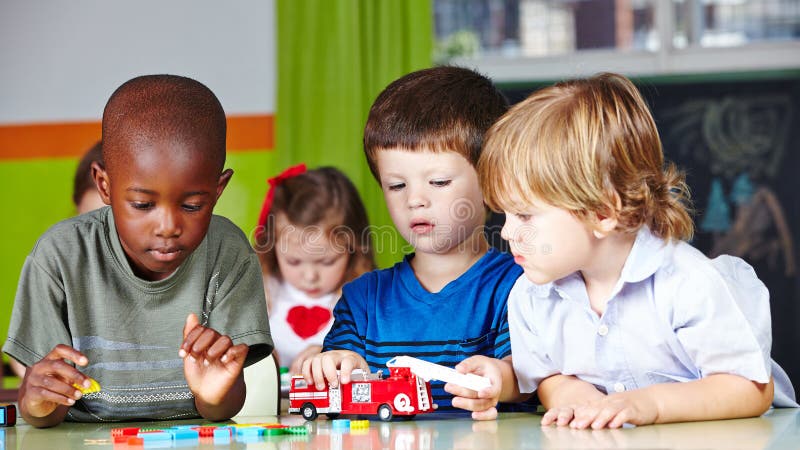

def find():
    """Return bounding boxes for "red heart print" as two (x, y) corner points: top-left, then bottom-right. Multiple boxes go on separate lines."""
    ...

(285, 305), (332, 339)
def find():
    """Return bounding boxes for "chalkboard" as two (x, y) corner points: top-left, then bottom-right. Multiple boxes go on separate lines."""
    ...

(500, 72), (800, 394)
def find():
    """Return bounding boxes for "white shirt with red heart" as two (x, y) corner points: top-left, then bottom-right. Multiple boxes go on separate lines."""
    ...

(266, 276), (337, 368)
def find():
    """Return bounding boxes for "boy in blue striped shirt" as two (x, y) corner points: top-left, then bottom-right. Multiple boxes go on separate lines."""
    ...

(300, 66), (526, 415)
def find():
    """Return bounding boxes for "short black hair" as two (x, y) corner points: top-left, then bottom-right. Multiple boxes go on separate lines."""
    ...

(363, 66), (508, 181)
(102, 74), (226, 173)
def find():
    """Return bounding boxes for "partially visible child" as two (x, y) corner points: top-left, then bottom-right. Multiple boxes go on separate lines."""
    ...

(253, 164), (375, 375)
(301, 66), (526, 414)
(7, 140), (107, 379)
(454, 72), (798, 426)
(3, 74), (273, 427)
(73, 140), (106, 214)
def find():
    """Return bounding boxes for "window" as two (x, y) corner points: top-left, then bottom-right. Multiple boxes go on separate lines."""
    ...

(673, 0), (800, 48)
(435, 0), (800, 80)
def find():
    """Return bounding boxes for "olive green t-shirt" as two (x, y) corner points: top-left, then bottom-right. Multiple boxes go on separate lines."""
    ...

(3, 207), (272, 421)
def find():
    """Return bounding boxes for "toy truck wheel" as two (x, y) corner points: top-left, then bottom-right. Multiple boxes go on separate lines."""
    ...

(301, 403), (318, 421)
(377, 404), (393, 422)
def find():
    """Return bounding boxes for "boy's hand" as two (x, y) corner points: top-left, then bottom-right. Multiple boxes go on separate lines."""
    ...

(565, 391), (658, 429)
(447, 355), (503, 420)
(21, 345), (92, 418)
(290, 345), (322, 376)
(540, 405), (578, 427)
(180, 313), (248, 405)
(300, 350), (369, 390)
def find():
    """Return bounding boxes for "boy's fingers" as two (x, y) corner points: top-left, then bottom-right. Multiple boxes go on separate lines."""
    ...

(183, 313), (200, 340)
(607, 409), (631, 429)
(444, 382), (478, 398)
(180, 315), (203, 357)
(540, 412), (555, 426)
(339, 357), (357, 385)
(187, 328), (218, 356)
(471, 407), (498, 421)
(452, 395), (495, 412)
(221, 344), (248, 365)
(478, 386), (498, 399)
(310, 356), (327, 390)
(28, 385), (79, 406)
(556, 408), (574, 427)
(591, 407), (618, 429)
(454, 356), (479, 374)
(289, 358), (304, 376)
(205, 335), (234, 361)
(301, 357), (313, 383)
(33, 359), (91, 391)
(46, 344), (89, 367)
(28, 369), (85, 401)
(323, 355), (341, 388)
(339, 354), (369, 385)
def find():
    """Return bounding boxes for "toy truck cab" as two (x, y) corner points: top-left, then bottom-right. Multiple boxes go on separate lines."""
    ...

(289, 366), (434, 422)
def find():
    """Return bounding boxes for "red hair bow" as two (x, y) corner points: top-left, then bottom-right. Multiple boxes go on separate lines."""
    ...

(256, 163), (307, 238)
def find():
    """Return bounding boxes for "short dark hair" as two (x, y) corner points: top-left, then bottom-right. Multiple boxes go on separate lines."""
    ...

(101, 74), (226, 173)
(72, 140), (103, 206)
(363, 66), (508, 181)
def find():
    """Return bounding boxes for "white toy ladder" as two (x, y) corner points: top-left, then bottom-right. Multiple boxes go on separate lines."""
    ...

(415, 376), (431, 411)
(386, 355), (491, 392)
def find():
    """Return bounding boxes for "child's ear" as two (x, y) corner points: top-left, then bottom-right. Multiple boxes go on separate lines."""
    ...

(214, 169), (234, 202)
(591, 192), (622, 239)
(91, 161), (112, 205)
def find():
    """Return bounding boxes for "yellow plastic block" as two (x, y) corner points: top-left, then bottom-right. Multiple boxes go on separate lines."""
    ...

(73, 378), (101, 394)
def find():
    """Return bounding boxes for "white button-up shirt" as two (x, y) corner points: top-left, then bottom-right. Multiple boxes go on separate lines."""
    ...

(508, 227), (797, 407)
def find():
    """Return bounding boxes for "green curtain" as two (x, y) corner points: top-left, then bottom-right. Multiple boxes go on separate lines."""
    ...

(276, 0), (433, 268)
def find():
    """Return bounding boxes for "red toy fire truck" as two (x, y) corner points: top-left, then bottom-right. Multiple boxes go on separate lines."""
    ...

(288, 365), (434, 422)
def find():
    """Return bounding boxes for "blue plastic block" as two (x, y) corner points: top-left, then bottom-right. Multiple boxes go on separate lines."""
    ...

(332, 419), (351, 429)
(213, 428), (232, 443)
(140, 431), (173, 442)
(170, 429), (200, 440)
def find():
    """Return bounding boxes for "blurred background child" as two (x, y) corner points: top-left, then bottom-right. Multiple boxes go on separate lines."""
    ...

(72, 140), (106, 214)
(254, 164), (375, 375)
(7, 140), (105, 379)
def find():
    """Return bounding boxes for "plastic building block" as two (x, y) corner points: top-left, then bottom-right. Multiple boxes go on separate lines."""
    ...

(350, 420), (369, 429)
(235, 427), (262, 437)
(387, 356), (491, 392)
(192, 426), (216, 437)
(111, 427), (140, 436)
(170, 429), (199, 440)
(262, 427), (287, 436)
(212, 428), (231, 443)
(73, 377), (101, 395)
(332, 419), (351, 429)
(139, 431), (172, 442)
(286, 425), (309, 434)
(0, 405), (16, 427)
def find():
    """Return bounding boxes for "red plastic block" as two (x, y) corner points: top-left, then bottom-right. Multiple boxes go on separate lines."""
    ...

(111, 427), (140, 436)
(193, 426), (217, 437)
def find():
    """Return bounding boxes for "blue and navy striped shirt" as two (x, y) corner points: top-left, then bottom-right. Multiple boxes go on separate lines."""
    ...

(323, 248), (523, 412)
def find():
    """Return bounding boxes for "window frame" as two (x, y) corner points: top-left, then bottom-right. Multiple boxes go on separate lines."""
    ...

(446, 0), (800, 82)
